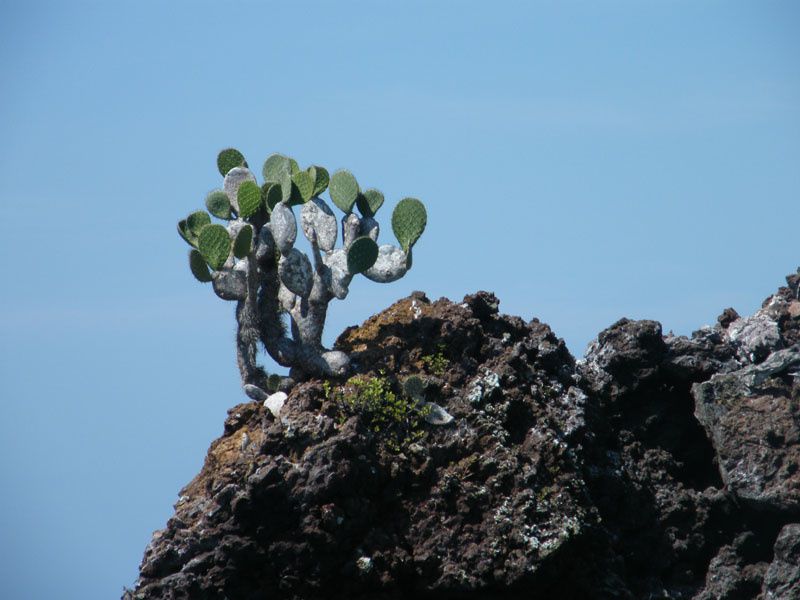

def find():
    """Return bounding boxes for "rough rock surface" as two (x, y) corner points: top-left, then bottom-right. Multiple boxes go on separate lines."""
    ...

(125, 271), (800, 600)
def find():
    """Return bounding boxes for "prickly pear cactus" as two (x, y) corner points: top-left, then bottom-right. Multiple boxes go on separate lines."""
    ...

(177, 148), (428, 397)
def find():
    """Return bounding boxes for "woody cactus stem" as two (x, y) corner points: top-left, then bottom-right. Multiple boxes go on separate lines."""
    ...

(178, 150), (427, 397)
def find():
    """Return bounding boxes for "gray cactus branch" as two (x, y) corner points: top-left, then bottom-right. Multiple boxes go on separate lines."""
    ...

(178, 149), (427, 398)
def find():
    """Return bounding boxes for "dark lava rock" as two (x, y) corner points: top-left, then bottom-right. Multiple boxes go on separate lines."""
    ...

(125, 274), (800, 600)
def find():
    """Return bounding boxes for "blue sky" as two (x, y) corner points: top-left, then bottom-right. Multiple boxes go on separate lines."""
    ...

(1, 1), (798, 598)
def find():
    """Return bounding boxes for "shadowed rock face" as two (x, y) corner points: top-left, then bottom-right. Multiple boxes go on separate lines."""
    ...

(125, 272), (800, 600)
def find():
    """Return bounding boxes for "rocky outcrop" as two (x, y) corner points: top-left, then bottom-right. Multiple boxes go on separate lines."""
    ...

(125, 272), (800, 599)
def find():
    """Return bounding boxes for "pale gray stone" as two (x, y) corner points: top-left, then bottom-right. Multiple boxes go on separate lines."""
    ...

(727, 313), (782, 364)
(263, 391), (288, 417)
(423, 402), (454, 425)
(320, 350), (349, 376)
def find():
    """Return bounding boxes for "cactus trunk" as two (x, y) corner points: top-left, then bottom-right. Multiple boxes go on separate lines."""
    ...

(181, 150), (426, 397)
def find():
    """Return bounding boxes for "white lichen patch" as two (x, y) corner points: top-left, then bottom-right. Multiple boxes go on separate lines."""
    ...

(468, 370), (501, 404)
(410, 299), (422, 320)
(355, 556), (373, 573)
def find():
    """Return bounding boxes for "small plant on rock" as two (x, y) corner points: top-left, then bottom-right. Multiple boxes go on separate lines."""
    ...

(421, 345), (449, 376)
(324, 374), (431, 452)
(178, 149), (427, 398)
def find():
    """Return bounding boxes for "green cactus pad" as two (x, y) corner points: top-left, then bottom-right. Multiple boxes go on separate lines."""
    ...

(289, 157), (300, 175)
(205, 190), (232, 219)
(291, 170), (314, 204)
(262, 154), (290, 180)
(311, 165), (329, 196)
(189, 249), (213, 282)
(177, 220), (195, 246)
(329, 169), (359, 213)
(346, 236), (379, 274)
(187, 211), (211, 238)
(217, 148), (246, 176)
(237, 180), (262, 218)
(263, 183), (283, 212)
(197, 223), (231, 270)
(391, 197), (427, 252)
(403, 375), (425, 401)
(356, 188), (384, 218)
(262, 154), (293, 203)
(233, 224), (254, 258)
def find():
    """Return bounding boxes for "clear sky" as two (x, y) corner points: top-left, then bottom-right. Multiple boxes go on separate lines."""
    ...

(0, 1), (797, 598)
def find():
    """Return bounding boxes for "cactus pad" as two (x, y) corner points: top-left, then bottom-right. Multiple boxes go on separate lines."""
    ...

(279, 249), (313, 298)
(262, 154), (290, 181)
(356, 188), (384, 218)
(189, 249), (212, 282)
(237, 180), (262, 218)
(311, 165), (329, 196)
(223, 167), (257, 212)
(178, 219), (195, 246)
(262, 183), (283, 212)
(198, 223), (232, 270)
(403, 375), (425, 401)
(270, 202), (297, 254)
(329, 170), (359, 213)
(346, 236), (379, 274)
(301, 197), (338, 251)
(262, 154), (292, 203)
(205, 190), (232, 219)
(364, 244), (409, 283)
(217, 148), (246, 176)
(187, 211), (211, 238)
(233, 224), (254, 258)
(391, 197), (427, 252)
(291, 170), (314, 204)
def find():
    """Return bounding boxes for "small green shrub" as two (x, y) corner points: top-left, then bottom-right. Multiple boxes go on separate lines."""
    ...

(421, 346), (449, 376)
(324, 374), (431, 452)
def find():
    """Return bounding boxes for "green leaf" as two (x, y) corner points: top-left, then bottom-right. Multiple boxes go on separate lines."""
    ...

(233, 224), (254, 258)
(187, 211), (211, 237)
(197, 223), (231, 270)
(347, 236), (379, 274)
(205, 190), (231, 219)
(391, 198), (427, 252)
(237, 180), (262, 218)
(356, 188), (384, 218)
(189, 249), (212, 282)
(217, 148), (246, 176)
(329, 169), (359, 213)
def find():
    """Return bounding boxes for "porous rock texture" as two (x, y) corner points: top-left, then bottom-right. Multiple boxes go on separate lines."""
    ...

(125, 271), (800, 600)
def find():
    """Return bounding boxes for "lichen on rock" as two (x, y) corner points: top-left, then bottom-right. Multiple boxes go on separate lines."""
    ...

(125, 272), (800, 600)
